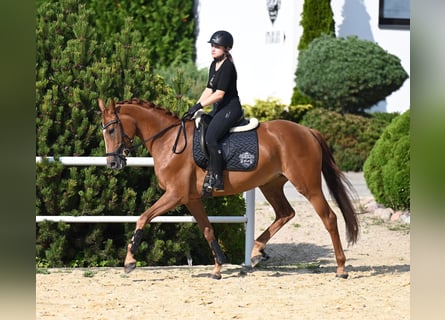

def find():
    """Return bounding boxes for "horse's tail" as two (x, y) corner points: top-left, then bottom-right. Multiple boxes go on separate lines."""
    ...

(309, 128), (360, 245)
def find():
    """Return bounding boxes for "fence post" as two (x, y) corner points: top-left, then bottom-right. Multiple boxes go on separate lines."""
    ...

(244, 188), (255, 267)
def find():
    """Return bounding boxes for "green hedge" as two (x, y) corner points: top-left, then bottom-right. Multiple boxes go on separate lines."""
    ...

(36, 0), (245, 268)
(243, 100), (395, 172)
(364, 110), (410, 210)
(300, 108), (398, 171)
(243, 98), (313, 123)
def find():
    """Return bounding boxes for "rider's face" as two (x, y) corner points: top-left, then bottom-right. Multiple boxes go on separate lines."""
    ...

(211, 44), (225, 59)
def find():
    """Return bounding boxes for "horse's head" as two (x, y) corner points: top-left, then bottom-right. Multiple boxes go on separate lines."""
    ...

(98, 99), (135, 169)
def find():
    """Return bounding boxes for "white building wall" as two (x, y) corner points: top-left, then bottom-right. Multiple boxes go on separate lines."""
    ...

(195, 0), (410, 113)
(331, 0), (410, 113)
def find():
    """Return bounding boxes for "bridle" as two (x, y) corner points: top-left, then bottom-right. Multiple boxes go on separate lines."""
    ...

(101, 109), (189, 163)
(101, 111), (133, 165)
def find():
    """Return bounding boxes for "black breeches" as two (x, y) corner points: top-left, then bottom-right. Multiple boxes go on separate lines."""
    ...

(205, 103), (243, 150)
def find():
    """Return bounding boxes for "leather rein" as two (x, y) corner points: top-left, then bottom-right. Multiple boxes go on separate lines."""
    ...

(101, 110), (188, 160)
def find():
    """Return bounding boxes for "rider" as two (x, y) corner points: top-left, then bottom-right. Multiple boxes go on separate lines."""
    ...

(187, 30), (243, 193)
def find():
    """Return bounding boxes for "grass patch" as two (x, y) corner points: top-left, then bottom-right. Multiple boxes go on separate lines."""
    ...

(83, 270), (97, 278)
(367, 216), (385, 226)
(295, 262), (320, 270)
(36, 268), (50, 275)
(44, 269), (73, 274)
(388, 223), (410, 233)
(259, 262), (321, 272)
(291, 223), (301, 228)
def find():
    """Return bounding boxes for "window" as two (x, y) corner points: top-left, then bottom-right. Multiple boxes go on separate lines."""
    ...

(379, 0), (410, 30)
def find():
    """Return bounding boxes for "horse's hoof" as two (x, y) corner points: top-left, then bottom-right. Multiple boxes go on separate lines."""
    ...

(251, 255), (262, 267)
(260, 249), (270, 261)
(335, 273), (349, 279)
(124, 262), (136, 274)
(209, 273), (222, 280)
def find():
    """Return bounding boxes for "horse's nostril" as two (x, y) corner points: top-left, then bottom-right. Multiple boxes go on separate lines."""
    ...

(109, 161), (117, 168)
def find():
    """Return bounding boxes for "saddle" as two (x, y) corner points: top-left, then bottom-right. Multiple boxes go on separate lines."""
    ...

(192, 110), (260, 171)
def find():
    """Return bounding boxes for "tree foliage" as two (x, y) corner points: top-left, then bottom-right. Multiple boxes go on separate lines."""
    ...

(363, 110), (410, 210)
(36, 0), (245, 268)
(87, 0), (196, 66)
(296, 35), (409, 113)
(291, 0), (335, 106)
(298, 0), (335, 50)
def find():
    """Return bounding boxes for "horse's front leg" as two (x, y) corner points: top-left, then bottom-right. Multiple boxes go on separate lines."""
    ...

(186, 200), (226, 280)
(124, 192), (181, 273)
(251, 179), (295, 267)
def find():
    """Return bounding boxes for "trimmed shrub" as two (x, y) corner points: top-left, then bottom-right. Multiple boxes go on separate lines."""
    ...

(243, 98), (313, 123)
(296, 34), (409, 114)
(301, 108), (398, 171)
(363, 110), (410, 210)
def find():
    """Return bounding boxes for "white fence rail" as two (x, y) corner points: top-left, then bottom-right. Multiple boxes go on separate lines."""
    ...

(36, 156), (255, 266)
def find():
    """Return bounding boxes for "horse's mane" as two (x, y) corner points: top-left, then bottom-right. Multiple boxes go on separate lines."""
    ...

(116, 98), (179, 119)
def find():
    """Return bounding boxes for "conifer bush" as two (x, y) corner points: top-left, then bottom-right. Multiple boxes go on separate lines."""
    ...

(363, 110), (410, 210)
(297, 0), (335, 51)
(296, 34), (409, 114)
(88, 0), (196, 66)
(36, 0), (245, 268)
(291, 0), (335, 106)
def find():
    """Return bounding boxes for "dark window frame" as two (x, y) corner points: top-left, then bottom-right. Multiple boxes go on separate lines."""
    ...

(378, 0), (410, 30)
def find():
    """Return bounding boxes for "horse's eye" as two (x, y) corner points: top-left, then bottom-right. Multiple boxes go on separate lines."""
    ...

(108, 128), (115, 135)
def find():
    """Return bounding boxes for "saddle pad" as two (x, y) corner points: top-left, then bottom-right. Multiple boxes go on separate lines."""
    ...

(193, 128), (259, 171)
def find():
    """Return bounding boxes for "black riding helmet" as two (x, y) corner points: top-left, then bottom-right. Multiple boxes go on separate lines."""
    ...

(208, 30), (234, 49)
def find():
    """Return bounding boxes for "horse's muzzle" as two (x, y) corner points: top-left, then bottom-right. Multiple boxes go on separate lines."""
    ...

(106, 154), (127, 169)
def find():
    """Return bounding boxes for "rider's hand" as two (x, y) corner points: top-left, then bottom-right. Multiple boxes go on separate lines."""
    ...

(187, 103), (202, 117)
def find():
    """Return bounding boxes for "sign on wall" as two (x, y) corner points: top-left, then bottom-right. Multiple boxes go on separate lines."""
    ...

(195, 0), (300, 105)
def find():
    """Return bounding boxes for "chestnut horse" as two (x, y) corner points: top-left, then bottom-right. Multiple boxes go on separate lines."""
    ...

(98, 98), (359, 279)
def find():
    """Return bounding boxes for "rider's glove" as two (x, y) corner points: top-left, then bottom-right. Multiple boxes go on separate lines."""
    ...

(187, 103), (202, 117)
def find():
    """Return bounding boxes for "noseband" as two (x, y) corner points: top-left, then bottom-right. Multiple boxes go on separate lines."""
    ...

(101, 111), (133, 164)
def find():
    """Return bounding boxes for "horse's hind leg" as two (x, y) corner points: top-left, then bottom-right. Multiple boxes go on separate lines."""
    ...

(251, 175), (295, 267)
(306, 190), (348, 278)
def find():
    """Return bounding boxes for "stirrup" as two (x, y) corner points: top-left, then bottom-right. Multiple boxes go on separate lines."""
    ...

(201, 172), (224, 197)
(212, 173), (224, 191)
(201, 173), (214, 197)
(204, 182), (214, 193)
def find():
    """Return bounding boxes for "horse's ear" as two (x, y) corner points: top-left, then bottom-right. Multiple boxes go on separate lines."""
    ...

(110, 99), (116, 112)
(98, 99), (106, 113)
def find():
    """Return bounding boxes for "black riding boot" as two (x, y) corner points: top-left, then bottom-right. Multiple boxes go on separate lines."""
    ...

(211, 149), (224, 191)
(203, 148), (224, 195)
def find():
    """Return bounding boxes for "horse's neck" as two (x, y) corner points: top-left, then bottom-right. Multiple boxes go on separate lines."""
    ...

(126, 105), (179, 153)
